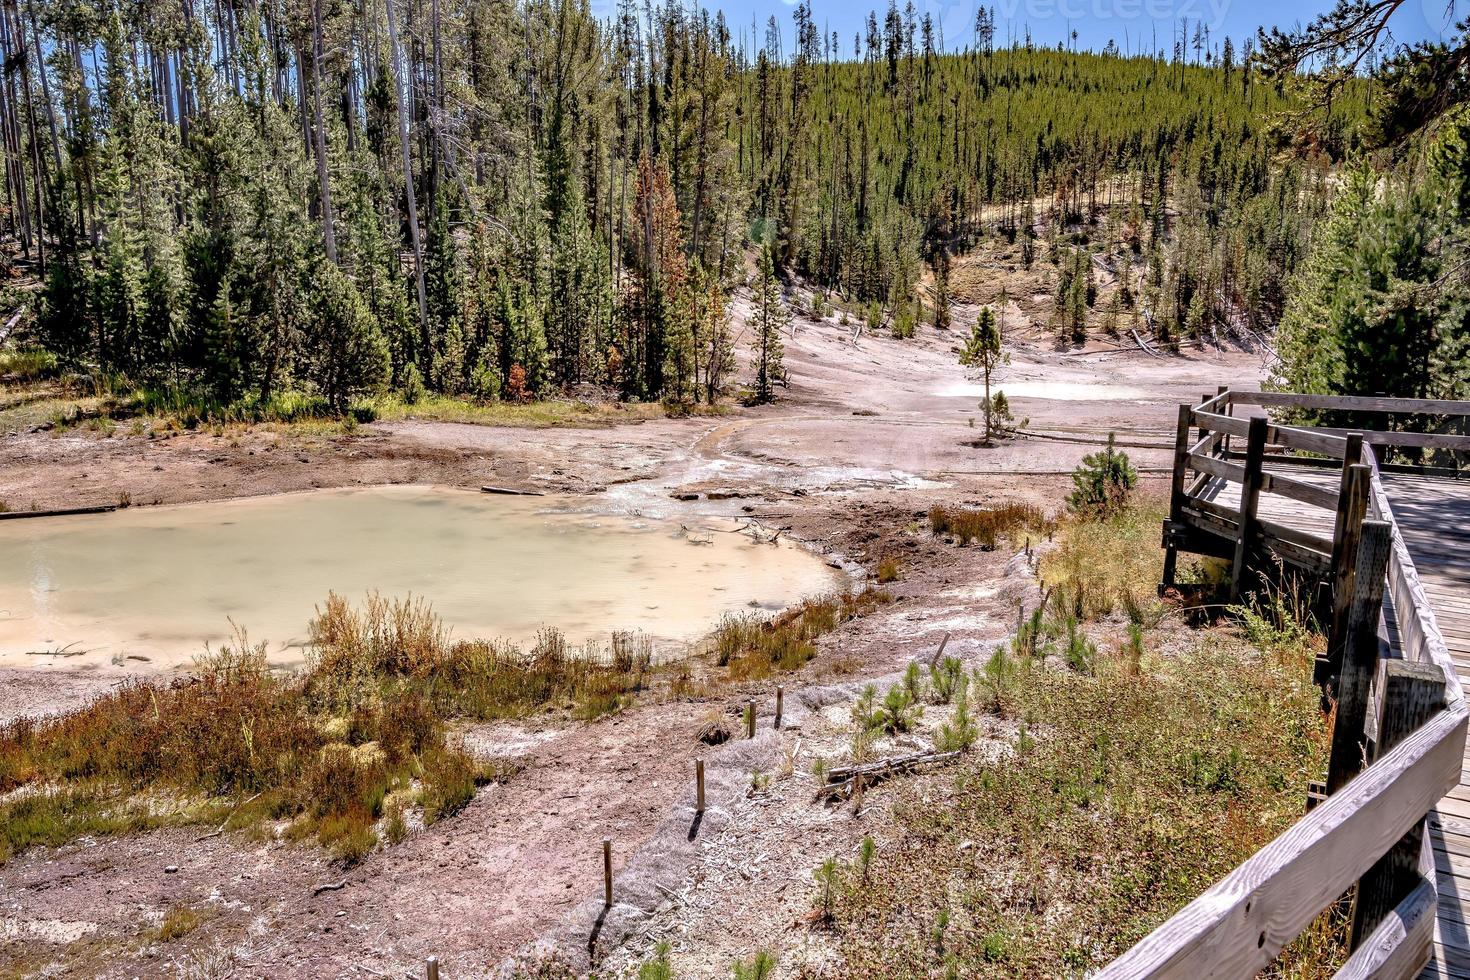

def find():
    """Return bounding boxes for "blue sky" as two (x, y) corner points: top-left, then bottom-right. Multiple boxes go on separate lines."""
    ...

(651, 0), (1464, 60)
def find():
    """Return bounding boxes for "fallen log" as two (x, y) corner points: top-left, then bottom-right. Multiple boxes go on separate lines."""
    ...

(820, 749), (963, 799)
(1129, 326), (1163, 358)
(481, 485), (544, 496)
(0, 504), (118, 521)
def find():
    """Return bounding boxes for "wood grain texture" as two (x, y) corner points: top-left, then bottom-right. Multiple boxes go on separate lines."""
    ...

(1229, 392), (1470, 417)
(1336, 876), (1436, 980)
(1138, 402), (1470, 978)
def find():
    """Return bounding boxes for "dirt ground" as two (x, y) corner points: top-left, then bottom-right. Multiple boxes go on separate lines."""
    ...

(0, 285), (1268, 977)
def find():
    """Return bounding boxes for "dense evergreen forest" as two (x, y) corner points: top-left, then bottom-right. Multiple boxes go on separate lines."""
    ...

(4, 0), (1464, 413)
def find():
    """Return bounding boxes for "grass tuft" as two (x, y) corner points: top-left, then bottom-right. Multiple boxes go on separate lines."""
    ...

(1039, 496), (1168, 621)
(929, 502), (1051, 549)
(714, 590), (893, 680)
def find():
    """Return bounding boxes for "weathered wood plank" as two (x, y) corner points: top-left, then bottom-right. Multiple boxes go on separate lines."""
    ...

(1271, 423), (1358, 458)
(1368, 456), (1465, 704)
(1306, 427), (1470, 452)
(1229, 392), (1470, 417)
(1188, 451), (1246, 485)
(1330, 522), (1395, 795)
(1256, 516), (1336, 557)
(1264, 469), (1344, 511)
(1232, 418), (1269, 601)
(1355, 664), (1449, 946)
(1192, 409), (1252, 439)
(1335, 876), (1436, 980)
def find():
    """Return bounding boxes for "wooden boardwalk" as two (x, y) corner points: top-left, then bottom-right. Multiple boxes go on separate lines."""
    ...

(1100, 391), (1470, 977)
(1211, 469), (1470, 974)
(1181, 433), (1470, 975)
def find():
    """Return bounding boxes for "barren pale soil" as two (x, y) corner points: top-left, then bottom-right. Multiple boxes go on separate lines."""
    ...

(0, 283), (1266, 977)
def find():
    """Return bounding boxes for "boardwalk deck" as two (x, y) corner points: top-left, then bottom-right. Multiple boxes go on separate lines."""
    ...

(1201, 465), (1470, 975)
(1393, 475), (1470, 979)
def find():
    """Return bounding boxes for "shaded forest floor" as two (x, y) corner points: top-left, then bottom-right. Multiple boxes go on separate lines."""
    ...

(0, 248), (1271, 977)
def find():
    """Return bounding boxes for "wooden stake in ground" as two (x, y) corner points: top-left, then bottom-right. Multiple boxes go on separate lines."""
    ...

(426, 956), (440, 980)
(775, 687), (784, 729)
(745, 700), (755, 738)
(695, 759), (705, 814)
(603, 839), (613, 907)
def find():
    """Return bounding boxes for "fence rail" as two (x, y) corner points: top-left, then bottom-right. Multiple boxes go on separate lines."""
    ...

(1107, 390), (1470, 979)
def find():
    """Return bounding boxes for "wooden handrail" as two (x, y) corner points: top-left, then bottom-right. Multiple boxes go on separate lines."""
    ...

(1229, 391), (1470, 417)
(1364, 446), (1464, 704)
(1129, 395), (1468, 975)
(1291, 424), (1470, 452)
(1191, 409), (1352, 459)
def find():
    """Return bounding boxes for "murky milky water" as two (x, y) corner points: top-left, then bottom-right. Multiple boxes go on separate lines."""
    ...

(0, 486), (839, 671)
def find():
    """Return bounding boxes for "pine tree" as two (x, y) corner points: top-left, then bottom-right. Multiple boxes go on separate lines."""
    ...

(698, 270), (735, 405)
(425, 193), (466, 391)
(304, 261), (391, 412)
(959, 305), (1008, 442)
(749, 244), (788, 404)
(931, 251), (952, 330)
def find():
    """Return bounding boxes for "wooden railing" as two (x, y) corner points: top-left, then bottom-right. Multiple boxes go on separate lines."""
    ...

(1101, 390), (1470, 979)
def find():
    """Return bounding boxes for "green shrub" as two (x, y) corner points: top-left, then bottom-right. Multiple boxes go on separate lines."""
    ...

(935, 687), (978, 752)
(891, 308), (916, 339)
(876, 683), (921, 734)
(401, 363), (426, 404)
(1067, 433), (1138, 516)
(638, 942), (674, 980)
(0, 346), (59, 380)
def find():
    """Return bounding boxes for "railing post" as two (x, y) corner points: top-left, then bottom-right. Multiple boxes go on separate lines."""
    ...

(1325, 519), (1393, 795)
(1349, 659), (1446, 950)
(1217, 385), (1231, 457)
(1229, 416), (1268, 602)
(1196, 392), (1212, 447)
(1318, 449), (1370, 691)
(1162, 403), (1193, 587)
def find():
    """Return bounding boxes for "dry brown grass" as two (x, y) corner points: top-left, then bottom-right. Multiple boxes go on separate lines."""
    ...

(714, 589), (893, 681)
(929, 503), (1052, 550)
(0, 594), (655, 866)
(1039, 495), (1168, 622)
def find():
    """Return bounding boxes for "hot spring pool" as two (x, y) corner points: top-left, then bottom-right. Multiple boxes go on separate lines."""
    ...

(0, 486), (841, 671)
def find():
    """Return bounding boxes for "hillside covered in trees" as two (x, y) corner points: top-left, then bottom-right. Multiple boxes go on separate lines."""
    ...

(7, 0), (1460, 416)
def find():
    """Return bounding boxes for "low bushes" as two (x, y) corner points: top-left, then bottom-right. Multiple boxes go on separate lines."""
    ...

(0, 594), (655, 866)
(829, 622), (1329, 976)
